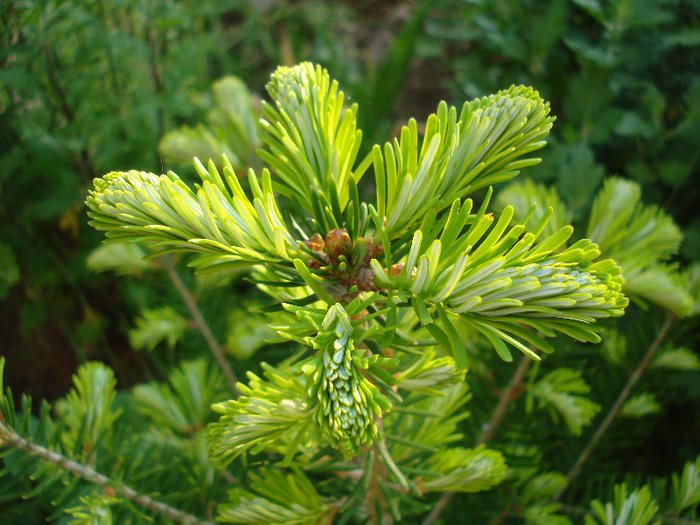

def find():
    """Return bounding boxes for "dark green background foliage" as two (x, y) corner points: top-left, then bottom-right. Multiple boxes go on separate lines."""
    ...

(1, 0), (699, 523)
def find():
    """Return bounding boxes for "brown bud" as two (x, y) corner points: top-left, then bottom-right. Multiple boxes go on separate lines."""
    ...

(303, 233), (325, 253)
(325, 229), (352, 260)
(390, 263), (405, 276)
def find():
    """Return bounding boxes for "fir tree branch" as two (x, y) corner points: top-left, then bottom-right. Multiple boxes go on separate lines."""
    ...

(554, 313), (675, 501)
(420, 356), (533, 525)
(0, 422), (216, 525)
(163, 256), (239, 393)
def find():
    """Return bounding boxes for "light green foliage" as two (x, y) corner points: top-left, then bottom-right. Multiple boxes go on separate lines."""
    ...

(132, 359), (226, 434)
(372, 87), (553, 239)
(160, 76), (260, 172)
(651, 347), (700, 371)
(524, 504), (573, 525)
(209, 364), (312, 465)
(380, 198), (627, 363)
(522, 472), (568, 503)
(421, 445), (507, 492)
(54, 363), (122, 453)
(291, 303), (393, 458)
(66, 492), (119, 525)
(128, 306), (189, 351)
(496, 179), (571, 238)
(218, 468), (329, 524)
(672, 456), (700, 513)
(86, 243), (151, 276)
(225, 310), (276, 360)
(531, 368), (600, 435)
(259, 62), (363, 218)
(587, 178), (691, 315)
(86, 161), (299, 272)
(385, 382), (471, 455)
(585, 483), (660, 525)
(503, 177), (695, 316)
(619, 393), (661, 418)
(83, 62), (630, 481)
(393, 349), (463, 395)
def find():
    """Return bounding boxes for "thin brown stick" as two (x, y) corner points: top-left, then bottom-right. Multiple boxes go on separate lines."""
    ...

(553, 314), (675, 501)
(0, 424), (215, 525)
(420, 491), (454, 525)
(421, 356), (534, 525)
(477, 357), (533, 446)
(163, 256), (238, 393)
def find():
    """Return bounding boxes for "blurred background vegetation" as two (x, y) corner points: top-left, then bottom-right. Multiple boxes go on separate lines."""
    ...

(1, 0), (699, 522)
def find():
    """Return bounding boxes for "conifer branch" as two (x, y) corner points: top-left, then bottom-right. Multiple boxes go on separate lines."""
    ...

(0, 422), (216, 525)
(421, 355), (533, 525)
(163, 255), (239, 393)
(554, 313), (675, 501)
(79, 62), (644, 523)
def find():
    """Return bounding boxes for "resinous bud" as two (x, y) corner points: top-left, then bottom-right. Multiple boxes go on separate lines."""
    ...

(325, 229), (352, 260)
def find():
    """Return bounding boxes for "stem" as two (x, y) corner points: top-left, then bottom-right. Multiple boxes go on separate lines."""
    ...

(368, 440), (387, 525)
(421, 356), (534, 525)
(420, 491), (454, 525)
(0, 424), (215, 525)
(476, 356), (533, 446)
(163, 256), (238, 393)
(553, 314), (675, 501)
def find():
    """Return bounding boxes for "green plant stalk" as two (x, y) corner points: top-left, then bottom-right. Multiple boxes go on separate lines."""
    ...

(163, 256), (238, 392)
(0, 421), (215, 525)
(554, 313), (676, 501)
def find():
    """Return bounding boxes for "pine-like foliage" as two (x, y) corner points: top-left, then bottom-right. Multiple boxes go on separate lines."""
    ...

(85, 63), (628, 462)
(9, 62), (680, 524)
(69, 62), (632, 522)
